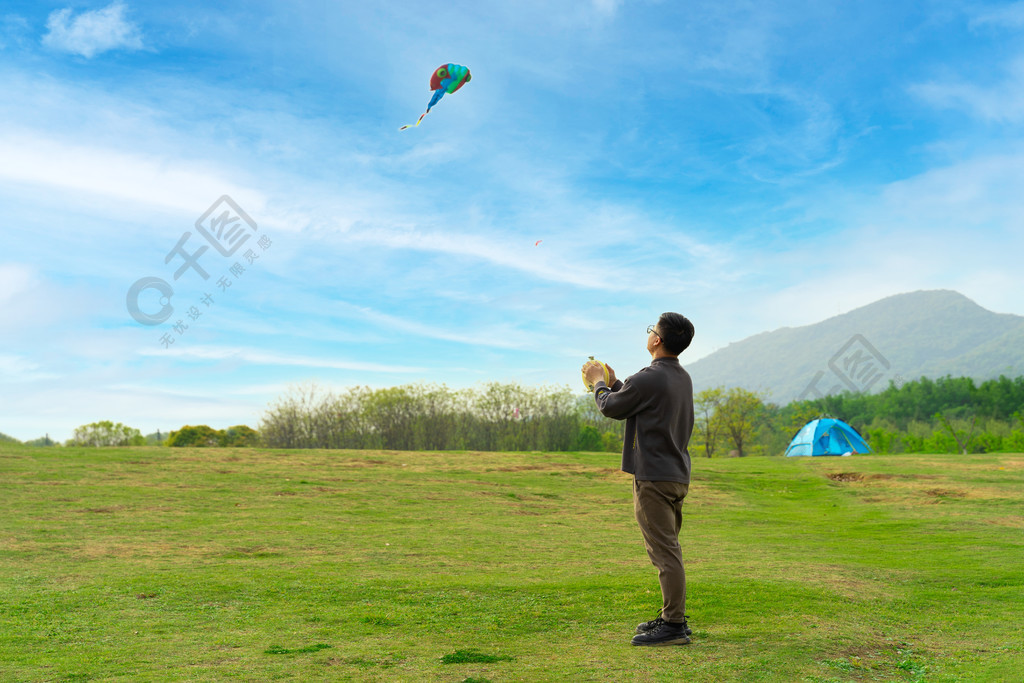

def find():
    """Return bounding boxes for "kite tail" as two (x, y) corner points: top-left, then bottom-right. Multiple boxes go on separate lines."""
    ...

(399, 89), (446, 130)
(399, 110), (429, 131)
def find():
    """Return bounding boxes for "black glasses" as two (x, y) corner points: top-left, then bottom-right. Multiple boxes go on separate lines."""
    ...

(647, 325), (660, 338)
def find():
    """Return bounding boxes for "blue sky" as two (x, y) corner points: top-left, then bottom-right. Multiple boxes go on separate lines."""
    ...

(2, 0), (1023, 441)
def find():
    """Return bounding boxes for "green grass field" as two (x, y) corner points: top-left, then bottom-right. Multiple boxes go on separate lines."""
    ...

(2, 444), (1022, 682)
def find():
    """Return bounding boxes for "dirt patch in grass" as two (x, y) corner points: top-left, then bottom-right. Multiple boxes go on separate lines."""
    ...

(598, 467), (627, 477)
(986, 516), (1024, 528)
(776, 563), (902, 601)
(826, 472), (865, 482)
(75, 542), (139, 559)
(1, 538), (48, 552)
(825, 472), (937, 483)
(821, 639), (895, 674)
(463, 479), (511, 488)
(887, 481), (1004, 502)
(686, 486), (743, 508)
(488, 464), (554, 472)
(486, 463), (622, 481)
(828, 641), (890, 659)
(823, 471), (1009, 504)
(999, 459), (1024, 467)
(338, 459), (389, 468)
(924, 488), (967, 498)
(825, 471), (901, 482)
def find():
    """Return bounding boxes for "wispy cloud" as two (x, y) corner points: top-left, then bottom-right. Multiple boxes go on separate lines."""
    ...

(137, 345), (425, 373)
(340, 303), (544, 351)
(43, 2), (143, 58)
(0, 262), (95, 340)
(0, 262), (36, 307)
(0, 354), (59, 382)
(0, 14), (31, 51)
(911, 57), (1024, 123)
(0, 130), (260, 217)
(968, 2), (1024, 30)
(734, 87), (847, 183)
(344, 225), (629, 292)
(753, 149), (1024, 328)
(590, 0), (623, 17)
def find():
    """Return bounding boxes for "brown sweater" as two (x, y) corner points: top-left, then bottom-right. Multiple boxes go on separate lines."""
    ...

(593, 357), (694, 483)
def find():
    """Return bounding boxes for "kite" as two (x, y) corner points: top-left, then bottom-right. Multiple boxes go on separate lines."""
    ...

(534, 240), (542, 246)
(400, 63), (472, 130)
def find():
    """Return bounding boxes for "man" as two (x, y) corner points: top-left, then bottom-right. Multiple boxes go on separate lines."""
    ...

(581, 312), (695, 647)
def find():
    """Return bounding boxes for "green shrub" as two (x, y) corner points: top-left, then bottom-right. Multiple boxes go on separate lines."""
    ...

(166, 425), (221, 447)
(221, 425), (260, 447)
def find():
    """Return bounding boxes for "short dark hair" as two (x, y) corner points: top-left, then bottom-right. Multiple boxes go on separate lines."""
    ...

(657, 312), (694, 355)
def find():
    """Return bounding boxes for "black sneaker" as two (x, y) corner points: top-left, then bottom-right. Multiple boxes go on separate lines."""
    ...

(635, 615), (692, 636)
(631, 620), (691, 646)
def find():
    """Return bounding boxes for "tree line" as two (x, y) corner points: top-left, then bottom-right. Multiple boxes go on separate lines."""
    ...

(788, 374), (1024, 456)
(3, 422), (260, 449)
(690, 375), (1024, 457)
(7, 374), (1023, 456)
(257, 383), (623, 452)
(255, 382), (802, 455)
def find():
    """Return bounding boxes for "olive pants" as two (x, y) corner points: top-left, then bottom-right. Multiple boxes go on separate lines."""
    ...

(633, 478), (689, 623)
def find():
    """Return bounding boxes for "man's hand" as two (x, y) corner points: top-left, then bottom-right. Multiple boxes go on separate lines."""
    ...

(582, 359), (617, 391)
(582, 361), (606, 387)
(605, 363), (616, 386)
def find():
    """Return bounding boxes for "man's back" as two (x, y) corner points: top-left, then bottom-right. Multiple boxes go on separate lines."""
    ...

(594, 356), (693, 484)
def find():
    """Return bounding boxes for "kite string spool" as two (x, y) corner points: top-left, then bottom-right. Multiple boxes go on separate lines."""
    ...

(582, 356), (611, 391)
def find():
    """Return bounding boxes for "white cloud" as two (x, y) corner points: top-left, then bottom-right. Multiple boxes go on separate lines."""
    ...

(0, 131), (261, 217)
(875, 150), (1024, 227)
(0, 354), (59, 382)
(345, 226), (627, 292)
(911, 57), (1024, 123)
(969, 2), (1024, 30)
(591, 0), (623, 16)
(137, 345), (425, 374)
(343, 303), (545, 351)
(752, 150), (1024, 330)
(0, 126), (682, 311)
(43, 2), (143, 58)
(0, 262), (36, 307)
(0, 263), (92, 338)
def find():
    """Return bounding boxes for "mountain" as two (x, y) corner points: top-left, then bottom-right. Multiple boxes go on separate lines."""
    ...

(686, 290), (1024, 405)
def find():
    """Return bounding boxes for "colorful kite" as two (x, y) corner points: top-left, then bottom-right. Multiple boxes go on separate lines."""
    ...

(400, 63), (472, 130)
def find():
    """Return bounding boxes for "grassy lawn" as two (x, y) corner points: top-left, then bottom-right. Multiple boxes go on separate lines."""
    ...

(1, 443), (1022, 682)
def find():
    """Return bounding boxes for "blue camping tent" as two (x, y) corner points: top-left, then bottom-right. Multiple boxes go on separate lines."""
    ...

(785, 417), (871, 457)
